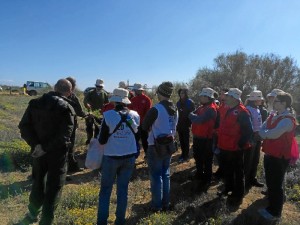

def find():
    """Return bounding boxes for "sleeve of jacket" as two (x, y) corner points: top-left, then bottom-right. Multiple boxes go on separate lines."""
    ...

(73, 94), (87, 117)
(42, 105), (75, 152)
(142, 107), (158, 131)
(18, 104), (39, 149)
(98, 118), (110, 145)
(238, 111), (253, 149)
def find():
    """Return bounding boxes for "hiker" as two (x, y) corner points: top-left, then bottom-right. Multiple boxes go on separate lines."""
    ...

(96, 88), (140, 225)
(142, 81), (178, 212)
(65, 76), (88, 173)
(18, 79), (75, 225)
(176, 87), (195, 163)
(244, 90), (264, 191)
(189, 88), (217, 190)
(130, 83), (152, 157)
(217, 88), (253, 206)
(83, 79), (109, 144)
(258, 92), (297, 221)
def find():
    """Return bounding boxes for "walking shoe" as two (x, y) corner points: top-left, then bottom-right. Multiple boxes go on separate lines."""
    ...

(258, 208), (280, 221)
(251, 179), (264, 187)
(17, 212), (38, 225)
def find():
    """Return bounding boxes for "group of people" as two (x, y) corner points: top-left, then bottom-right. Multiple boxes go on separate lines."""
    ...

(17, 77), (297, 225)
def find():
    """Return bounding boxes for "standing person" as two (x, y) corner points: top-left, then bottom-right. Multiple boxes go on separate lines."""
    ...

(65, 76), (88, 172)
(258, 92), (297, 221)
(142, 81), (178, 211)
(213, 88), (230, 179)
(217, 88), (253, 206)
(176, 88), (195, 162)
(97, 88), (140, 225)
(83, 79), (109, 144)
(130, 83), (152, 157)
(189, 88), (218, 189)
(18, 79), (75, 225)
(244, 90), (264, 191)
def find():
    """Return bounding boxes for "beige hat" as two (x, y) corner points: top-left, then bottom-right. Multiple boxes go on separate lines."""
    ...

(199, 87), (216, 98)
(119, 81), (126, 88)
(226, 88), (242, 101)
(267, 89), (284, 97)
(95, 79), (104, 87)
(133, 83), (144, 91)
(248, 90), (264, 101)
(109, 88), (131, 104)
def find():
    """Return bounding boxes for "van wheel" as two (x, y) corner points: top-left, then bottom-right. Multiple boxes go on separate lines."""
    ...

(29, 90), (37, 96)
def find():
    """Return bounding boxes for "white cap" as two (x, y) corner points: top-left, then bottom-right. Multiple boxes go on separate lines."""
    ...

(95, 79), (104, 87)
(133, 83), (144, 90)
(109, 88), (131, 104)
(267, 89), (284, 97)
(199, 87), (216, 98)
(247, 90), (264, 101)
(225, 88), (242, 101)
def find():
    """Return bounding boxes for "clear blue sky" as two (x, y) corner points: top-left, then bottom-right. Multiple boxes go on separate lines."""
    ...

(0, 0), (299, 92)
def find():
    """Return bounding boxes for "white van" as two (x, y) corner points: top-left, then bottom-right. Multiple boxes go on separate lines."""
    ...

(26, 81), (52, 96)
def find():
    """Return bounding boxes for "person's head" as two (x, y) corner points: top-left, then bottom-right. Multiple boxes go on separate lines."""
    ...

(219, 88), (229, 102)
(199, 87), (216, 105)
(95, 79), (104, 91)
(119, 81), (126, 89)
(247, 90), (264, 107)
(273, 92), (293, 112)
(156, 81), (174, 101)
(109, 88), (131, 106)
(66, 76), (76, 92)
(133, 83), (144, 96)
(178, 88), (188, 100)
(54, 79), (72, 97)
(225, 88), (242, 108)
(267, 88), (284, 104)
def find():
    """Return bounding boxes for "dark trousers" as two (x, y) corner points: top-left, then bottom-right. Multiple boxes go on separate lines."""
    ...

(178, 127), (190, 159)
(220, 149), (245, 198)
(193, 137), (213, 183)
(244, 140), (261, 188)
(68, 120), (78, 170)
(85, 117), (100, 142)
(139, 127), (149, 154)
(29, 151), (67, 225)
(264, 155), (289, 217)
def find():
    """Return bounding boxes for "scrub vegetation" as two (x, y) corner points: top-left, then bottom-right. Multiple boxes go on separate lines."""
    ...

(0, 93), (300, 225)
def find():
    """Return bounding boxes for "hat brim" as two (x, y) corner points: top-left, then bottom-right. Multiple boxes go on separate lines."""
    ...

(199, 92), (214, 98)
(248, 97), (264, 101)
(109, 96), (131, 104)
(267, 93), (276, 97)
(226, 93), (241, 101)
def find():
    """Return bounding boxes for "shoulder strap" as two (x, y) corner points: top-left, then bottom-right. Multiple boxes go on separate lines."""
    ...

(110, 111), (136, 135)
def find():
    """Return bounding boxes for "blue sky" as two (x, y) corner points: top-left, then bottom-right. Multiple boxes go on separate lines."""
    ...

(0, 0), (299, 92)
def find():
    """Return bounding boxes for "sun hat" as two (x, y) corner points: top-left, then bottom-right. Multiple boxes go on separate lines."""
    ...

(267, 89), (284, 97)
(133, 83), (144, 91)
(199, 87), (216, 98)
(109, 88), (131, 104)
(225, 88), (242, 101)
(157, 81), (174, 98)
(95, 79), (104, 87)
(248, 90), (264, 101)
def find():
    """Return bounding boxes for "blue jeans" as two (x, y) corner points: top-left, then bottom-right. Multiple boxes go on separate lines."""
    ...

(97, 155), (135, 225)
(147, 145), (171, 210)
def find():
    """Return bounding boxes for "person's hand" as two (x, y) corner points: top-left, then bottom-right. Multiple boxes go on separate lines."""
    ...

(31, 144), (46, 158)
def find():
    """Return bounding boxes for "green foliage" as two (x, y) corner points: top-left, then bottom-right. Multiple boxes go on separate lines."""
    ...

(0, 139), (31, 171)
(138, 212), (175, 225)
(288, 184), (300, 205)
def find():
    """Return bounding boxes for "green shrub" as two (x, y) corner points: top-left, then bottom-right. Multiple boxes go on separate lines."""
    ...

(0, 139), (31, 171)
(138, 212), (174, 225)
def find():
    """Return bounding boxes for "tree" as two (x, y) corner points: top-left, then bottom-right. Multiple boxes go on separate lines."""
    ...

(190, 51), (300, 102)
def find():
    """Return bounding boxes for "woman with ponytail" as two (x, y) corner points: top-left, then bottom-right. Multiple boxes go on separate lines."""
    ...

(258, 92), (297, 221)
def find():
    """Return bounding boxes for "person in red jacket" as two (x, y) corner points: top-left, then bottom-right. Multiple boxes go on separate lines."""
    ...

(258, 92), (297, 221)
(189, 88), (218, 190)
(130, 83), (152, 156)
(217, 88), (253, 206)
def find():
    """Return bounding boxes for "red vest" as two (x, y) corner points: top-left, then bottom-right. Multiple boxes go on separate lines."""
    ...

(191, 102), (217, 138)
(262, 115), (296, 159)
(217, 103), (249, 151)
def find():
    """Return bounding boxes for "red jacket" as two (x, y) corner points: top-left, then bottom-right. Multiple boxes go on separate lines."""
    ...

(129, 93), (152, 123)
(191, 102), (217, 138)
(262, 115), (296, 159)
(218, 103), (250, 151)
